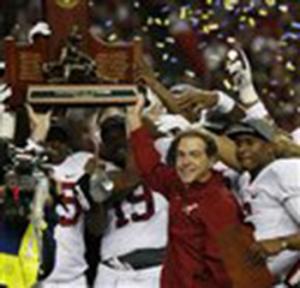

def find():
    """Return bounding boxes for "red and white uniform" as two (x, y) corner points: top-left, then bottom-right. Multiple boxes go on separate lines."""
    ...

(94, 145), (169, 288)
(41, 152), (92, 288)
(237, 159), (300, 286)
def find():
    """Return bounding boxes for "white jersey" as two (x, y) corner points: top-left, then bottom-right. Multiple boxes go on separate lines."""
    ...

(101, 167), (168, 259)
(291, 127), (300, 145)
(237, 159), (300, 278)
(94, 136), (169, 288)
(100, 139), (169, 260)
(43, 151), (92, 283)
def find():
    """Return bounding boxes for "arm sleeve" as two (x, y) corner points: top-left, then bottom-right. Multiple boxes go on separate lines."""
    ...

(271, 160), (300, 225)
(130, 126), (176, 199)
(284, 198), (300, 225)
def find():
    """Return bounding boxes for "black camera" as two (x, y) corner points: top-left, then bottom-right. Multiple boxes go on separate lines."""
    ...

(0, 142), (48, 227)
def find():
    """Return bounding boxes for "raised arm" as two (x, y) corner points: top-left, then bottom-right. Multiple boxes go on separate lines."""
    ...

(127, 94), (176, 197)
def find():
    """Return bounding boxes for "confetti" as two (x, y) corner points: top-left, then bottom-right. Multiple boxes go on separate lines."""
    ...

(265, 0), (276, 7)
(226, 37), (236, 44)
(286, 61), (296, 72)
(238, 23), (247, 31)
(200, 13), (210, 21)
(208, 23), (220, 31)
(170, 57), (178, 64)
(107, 33), (118, 42)
(224, 0), (239, 11)
(156, 42), (165, 49)
(202, 25), (211, 34)
(104, 20), (113, 28)
(164, 19), (171, 26)
(278, 5), (288, 13)
(190, 17), (200, 27)
(141, 26), (149, 32)
(185, 70), (196, 78)
(239, 15), (247, 22)
(154, 72), (160, 78)
(223, 79), (232, 90)
(276, 55), (284, 62)
(179, 6), (188, 20)
(161, 5), (171, 14)
(165, 37), (175, 44)
(270, 79), (279, 86)
(154, 18), (163, 26)
(147, 17), (154, 26)
(248, 17), (256, 27)
(162, 53), (169, 61)
(133, 36), (142, 41)
(281, 32), (300, 41)
(289, 89), (295, 96)
(258, 9), (268, 16)
(291, 22), (300, 30)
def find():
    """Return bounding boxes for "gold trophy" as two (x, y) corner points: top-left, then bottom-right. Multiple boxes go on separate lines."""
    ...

(4, 0), (141, 108)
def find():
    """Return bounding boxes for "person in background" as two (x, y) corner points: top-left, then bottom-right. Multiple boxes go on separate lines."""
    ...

(92, 107), (169, 288)
(40, 121), (93, 288)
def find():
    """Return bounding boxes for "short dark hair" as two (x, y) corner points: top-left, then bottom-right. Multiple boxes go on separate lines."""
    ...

(46, 122), (70, 144)
(100, 115), (126, 143)
(166, 130), (218, 166)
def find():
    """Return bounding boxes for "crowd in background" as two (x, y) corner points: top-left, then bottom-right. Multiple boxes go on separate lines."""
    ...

(0, 0), (300, 130)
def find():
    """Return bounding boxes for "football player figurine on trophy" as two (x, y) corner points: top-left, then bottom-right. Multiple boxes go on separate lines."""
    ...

(43, 25), (99, 84)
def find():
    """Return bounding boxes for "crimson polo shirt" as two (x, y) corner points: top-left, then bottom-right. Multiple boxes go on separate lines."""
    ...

(130, 126), (247, 288)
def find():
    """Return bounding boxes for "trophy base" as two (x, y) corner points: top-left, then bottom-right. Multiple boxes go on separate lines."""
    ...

(27, 84), (138, 105)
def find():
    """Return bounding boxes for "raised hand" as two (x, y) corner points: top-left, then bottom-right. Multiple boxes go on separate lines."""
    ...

(226, 48), (252, 89)
(25, 104), (52, 143)
(28, 22), (51, 43)
(226, 48), (258, 105)
(174, 86), (218, 115)
(0, 84), (12, 103)
(127, 93), (146, 132)
(155, 114), (191, 135)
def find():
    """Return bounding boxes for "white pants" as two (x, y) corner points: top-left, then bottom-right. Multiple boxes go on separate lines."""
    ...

(94, 263), (162, 288)
(39, 274), (88, 288)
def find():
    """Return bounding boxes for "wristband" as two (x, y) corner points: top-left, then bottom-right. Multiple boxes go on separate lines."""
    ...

(239, 84), (259, 105)
(245, 101), (269, 120)
(213, 91), (235, 114)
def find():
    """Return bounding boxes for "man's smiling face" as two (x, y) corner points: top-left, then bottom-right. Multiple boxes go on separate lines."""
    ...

(175, 136), (212, 184)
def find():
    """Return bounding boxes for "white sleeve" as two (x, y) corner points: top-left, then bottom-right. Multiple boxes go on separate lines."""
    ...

(105, 161), (120, 172)
(271, 160), (300, 224)
(244, 100), (269, 120)
(154, 136), (173, 163)
(291, 127), (300, 145)
(283, 196), (300, 225)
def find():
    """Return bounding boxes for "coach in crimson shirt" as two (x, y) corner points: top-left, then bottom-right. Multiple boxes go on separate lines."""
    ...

(127, 97), (253, 288)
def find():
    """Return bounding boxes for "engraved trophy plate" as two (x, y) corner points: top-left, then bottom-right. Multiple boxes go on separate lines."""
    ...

(27, 84), (138, 105)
